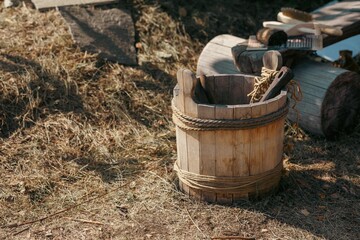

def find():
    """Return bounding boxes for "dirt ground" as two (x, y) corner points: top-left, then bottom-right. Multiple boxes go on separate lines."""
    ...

(0, 0), (359, 239)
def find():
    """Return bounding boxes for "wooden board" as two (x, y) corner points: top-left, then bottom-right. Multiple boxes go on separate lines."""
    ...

(181, 70), (201, 199)
(174, 71), (188, 195)
(32, 0), (117, 9)
(312, 1), (360, 47)
(249, 103), (266, 176)
(60, 5), (137, 65)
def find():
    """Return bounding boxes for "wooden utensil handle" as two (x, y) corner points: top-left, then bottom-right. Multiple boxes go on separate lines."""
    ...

(260, 66), (294, 102)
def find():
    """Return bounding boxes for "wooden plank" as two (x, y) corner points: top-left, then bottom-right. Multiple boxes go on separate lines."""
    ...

(207, 42), (236, 55)
(176, 127), (188, 195)
(215, 105), (234, 204)
(233, 105), (252, 200)
(243, 76), (255, 104)
(197, 62), (239, 76)
(199, 75), (217, 105)
(249, 103), (267, 176)
(198, 104), (216, 202)
(196, 33), (354, 137)
(214, 75), (230, 105)
(228, 75), (245, 105)
(186, 130), (201, 200)
(33, 0), (117, 9)
(186, 132), (200, 175)
(264, 97), (281, 172)
(276, 94), (287, 163)
(181, 69), (200, 199)
(293, 60), (347, 89)
(181, 69), (198, 117)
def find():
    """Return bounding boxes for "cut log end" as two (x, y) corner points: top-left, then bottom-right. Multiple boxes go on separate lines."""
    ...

(321, 71), (360, 139)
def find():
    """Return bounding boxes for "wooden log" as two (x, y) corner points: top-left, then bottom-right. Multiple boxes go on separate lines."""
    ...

(197, 34), (360, 138)
(290, 58), (358, 137)
(256, 28), (287, 46)
(173, 70), (287, 203)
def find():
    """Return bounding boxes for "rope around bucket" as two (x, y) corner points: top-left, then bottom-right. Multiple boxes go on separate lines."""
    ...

(172, 100), (289, 131)
(174, 161), (283, 194)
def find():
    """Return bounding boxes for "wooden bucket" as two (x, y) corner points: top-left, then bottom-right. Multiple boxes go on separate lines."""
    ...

(172, 69), (289, 204)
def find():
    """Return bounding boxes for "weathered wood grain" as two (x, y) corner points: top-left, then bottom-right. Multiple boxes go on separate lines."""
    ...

(198, 104), (217, 202)
(233, 105), (251, 200)
(33, 0), (117, 9)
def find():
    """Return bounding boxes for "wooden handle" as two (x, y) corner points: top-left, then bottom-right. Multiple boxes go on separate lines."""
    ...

(260, 66), (294, 102)
(263, 21), (293, 31)
(319, 26), (343, 36)
(256, 27), (288, 46)
(277, 12), (305, 24)
(262, 50), (283, 70)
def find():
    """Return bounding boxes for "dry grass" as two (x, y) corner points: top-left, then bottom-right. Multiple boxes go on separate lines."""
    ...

(0, 1), (359, 239)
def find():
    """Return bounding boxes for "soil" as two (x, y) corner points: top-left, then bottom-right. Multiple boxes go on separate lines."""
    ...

(0, 0), (359, 239)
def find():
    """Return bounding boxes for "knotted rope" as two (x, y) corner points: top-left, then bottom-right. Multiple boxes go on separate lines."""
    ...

(248, 67), (279, 103)
(174, 161), (283, 193)
(172, 99), (289, 131)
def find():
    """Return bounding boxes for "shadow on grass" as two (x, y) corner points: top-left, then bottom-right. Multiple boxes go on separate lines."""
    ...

(0, 54), (84, 138)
